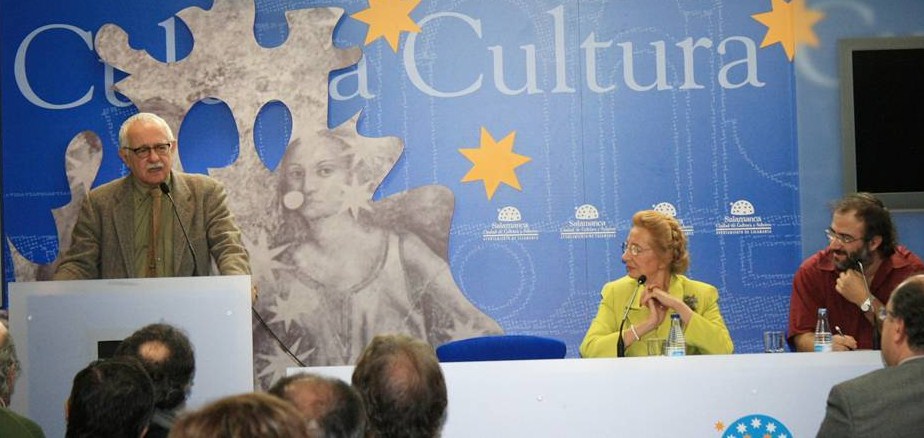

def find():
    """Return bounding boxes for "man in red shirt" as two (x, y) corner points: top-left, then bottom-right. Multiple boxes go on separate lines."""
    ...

(788, 193), (924, 351)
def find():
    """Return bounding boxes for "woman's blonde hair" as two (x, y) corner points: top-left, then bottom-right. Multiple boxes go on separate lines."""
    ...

(632, 210), (689, 274)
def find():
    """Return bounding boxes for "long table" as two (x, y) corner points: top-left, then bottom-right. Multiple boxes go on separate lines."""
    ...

(294, 351), (882, 437)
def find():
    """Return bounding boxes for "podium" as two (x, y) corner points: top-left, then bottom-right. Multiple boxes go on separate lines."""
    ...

(8, 275), (254, 437)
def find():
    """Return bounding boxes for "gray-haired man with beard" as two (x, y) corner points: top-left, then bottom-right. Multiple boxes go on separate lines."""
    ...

(788, 193), (924, 351)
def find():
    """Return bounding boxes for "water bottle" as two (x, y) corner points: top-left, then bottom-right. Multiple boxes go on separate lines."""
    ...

(665, 314), (686, 357)
(814, 308), (833, 352)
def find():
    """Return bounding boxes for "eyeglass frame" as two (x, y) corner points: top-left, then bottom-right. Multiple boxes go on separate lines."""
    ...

(621, 241), (654, 257)
(824, 227), (867, 245)
(877, 306), (896, 323)
(124, 141), (174, 159)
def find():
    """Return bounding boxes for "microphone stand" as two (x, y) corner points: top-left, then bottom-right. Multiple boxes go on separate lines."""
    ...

(616, 276), (647, 357)
(159, 182), (199, 276)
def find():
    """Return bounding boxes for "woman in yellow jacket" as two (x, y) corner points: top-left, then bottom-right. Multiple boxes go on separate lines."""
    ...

(580, 210), (734, 357)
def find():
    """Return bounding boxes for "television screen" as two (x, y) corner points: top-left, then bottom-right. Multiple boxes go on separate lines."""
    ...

(839, 36), (924, 209)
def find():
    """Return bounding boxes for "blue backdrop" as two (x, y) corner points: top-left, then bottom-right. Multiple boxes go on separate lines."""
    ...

(2, 0), (809, 354)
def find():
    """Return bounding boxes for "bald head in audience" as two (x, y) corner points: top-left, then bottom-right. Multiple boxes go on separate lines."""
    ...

(351, 334), (447, 438)
(114, 323), (195, 438)
(269, 373), (365, 438)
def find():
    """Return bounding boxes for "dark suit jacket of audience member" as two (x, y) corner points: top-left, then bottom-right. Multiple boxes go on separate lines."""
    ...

(817, 357), (924, 437)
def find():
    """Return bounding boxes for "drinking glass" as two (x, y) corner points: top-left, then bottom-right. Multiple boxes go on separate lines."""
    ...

(646, 338), (665, 356)
(763, 330), (785, 353)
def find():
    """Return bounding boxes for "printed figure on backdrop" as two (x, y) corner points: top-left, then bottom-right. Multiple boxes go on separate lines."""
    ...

(788, 193), (924, 352)
(52, 112), (252, 282)
(817, 274), (924, 437)
(8, 131), (103, 282)
(252, 122), (502, 386)
(580, 210), (734, 357)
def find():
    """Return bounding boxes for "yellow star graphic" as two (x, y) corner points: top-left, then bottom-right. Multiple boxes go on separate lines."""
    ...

(751, 0), (824, 61)
(714, 421), (725, 432)
(459, 128), (531, 200)
(351, 0), (422, 52)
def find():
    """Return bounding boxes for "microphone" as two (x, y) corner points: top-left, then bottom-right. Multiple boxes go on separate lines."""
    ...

(616, 275), (647, 357)
(159, 182), (199, 276)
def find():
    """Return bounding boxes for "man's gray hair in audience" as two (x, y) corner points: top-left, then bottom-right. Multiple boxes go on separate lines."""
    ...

(0, 322), (21, 407)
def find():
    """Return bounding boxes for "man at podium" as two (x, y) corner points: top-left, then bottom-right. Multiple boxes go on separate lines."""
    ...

(52, 112), (251, 280)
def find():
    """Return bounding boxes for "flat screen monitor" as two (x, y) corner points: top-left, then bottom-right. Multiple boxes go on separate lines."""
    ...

(839, 36), (924, 210)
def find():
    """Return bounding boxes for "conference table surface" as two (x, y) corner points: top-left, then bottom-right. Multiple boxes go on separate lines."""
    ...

(296, 350), (882, 437)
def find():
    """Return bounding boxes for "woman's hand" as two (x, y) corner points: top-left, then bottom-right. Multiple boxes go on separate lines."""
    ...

(645, 286), (695, 325)
(640, 286), (668, 333)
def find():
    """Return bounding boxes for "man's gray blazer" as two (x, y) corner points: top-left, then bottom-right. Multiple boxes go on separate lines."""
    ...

(817, 356), (924, 437)
(53, 171), (250, 279)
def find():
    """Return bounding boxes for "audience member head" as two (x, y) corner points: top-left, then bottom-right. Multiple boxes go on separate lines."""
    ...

(881, 274), (924, 366)
(351, 334), (447, 438)
(170, 392), (311, 438)
(269, 373), (365, 438)
(114, 323), (195, 411)
(829, 193), (897, 268)
(66, 358), (154, 438)
(0, 322), (21, 407)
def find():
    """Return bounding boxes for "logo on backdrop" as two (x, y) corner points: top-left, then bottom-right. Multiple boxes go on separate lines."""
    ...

(652, 202), (694, 235)
(484, 206), (539, 241)
(715, 199), (773, 235)
(714, 413), (793, 438)
(559, 204), (616, 239)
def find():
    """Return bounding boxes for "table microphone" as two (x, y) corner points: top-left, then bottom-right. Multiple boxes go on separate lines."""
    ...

(616, 275), (647, 357)
(159, 182), (199, 276)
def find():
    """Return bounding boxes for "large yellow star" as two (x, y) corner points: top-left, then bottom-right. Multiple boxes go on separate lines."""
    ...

(351, 0), (422, 52)
(751, 0), (824, 61)
(459, 128), (531, 200)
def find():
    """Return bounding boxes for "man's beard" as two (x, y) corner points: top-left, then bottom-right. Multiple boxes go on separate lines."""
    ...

(833, 243), (872, 272)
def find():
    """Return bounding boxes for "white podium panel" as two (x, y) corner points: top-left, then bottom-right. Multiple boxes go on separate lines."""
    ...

(296, 352), (882, 437)
(9, 275), (254, 438)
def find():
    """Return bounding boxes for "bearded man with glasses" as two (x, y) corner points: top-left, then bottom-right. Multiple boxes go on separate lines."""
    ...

(53, 112), (251, 281)
(787, 193), (924, 352)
